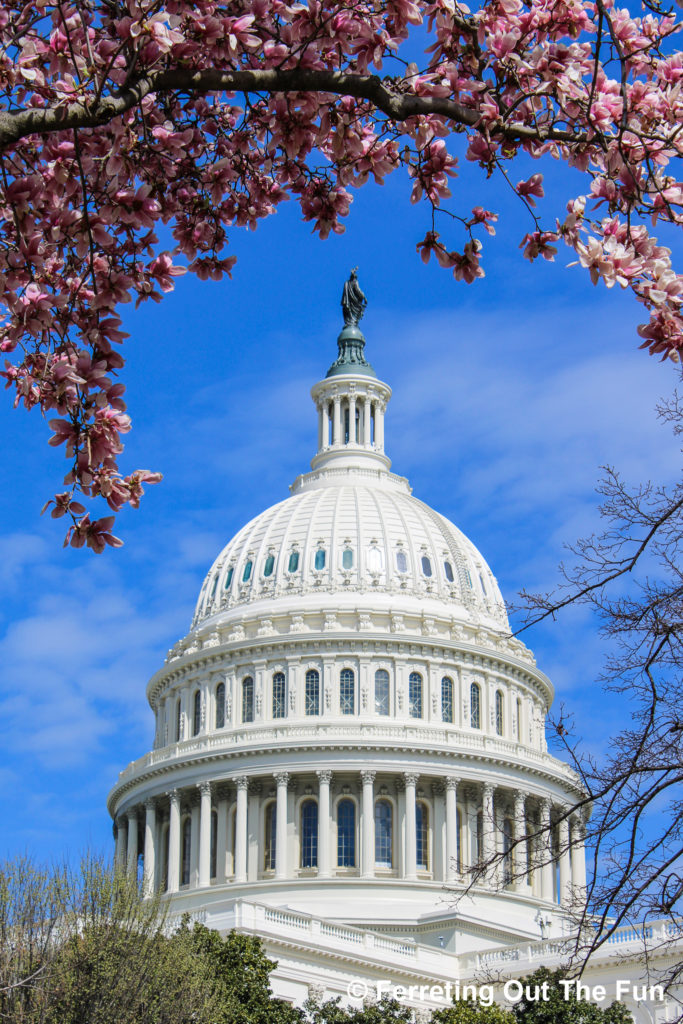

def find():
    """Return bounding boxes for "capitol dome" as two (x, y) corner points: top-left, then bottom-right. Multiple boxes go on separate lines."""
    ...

(108, 279), (589, 1005)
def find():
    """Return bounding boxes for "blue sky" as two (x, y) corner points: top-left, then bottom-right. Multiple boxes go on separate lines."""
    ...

(0, 140), (680, 862)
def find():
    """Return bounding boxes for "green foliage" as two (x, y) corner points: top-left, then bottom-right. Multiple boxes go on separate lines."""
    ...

(512, 969), (633, 1024)
(304, 995), (414, 1024)
(432, 998), (516, 1024)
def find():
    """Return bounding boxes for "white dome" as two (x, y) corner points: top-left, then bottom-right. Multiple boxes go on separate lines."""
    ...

(193, 478), (509, 633)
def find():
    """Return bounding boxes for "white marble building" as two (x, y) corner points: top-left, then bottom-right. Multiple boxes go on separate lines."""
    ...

(108, 295), (682, 1022)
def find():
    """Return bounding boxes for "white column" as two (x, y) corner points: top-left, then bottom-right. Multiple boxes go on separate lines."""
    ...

(190, 803), (200, 887)
(143, 799), (156, 896)
(571, 817), (587, 891)
(274, 772), (289, 880)
(199, 782), (212, 888)
(375, 403), (384, 450)
(332, 397), (341, 445)
(481, 784), (495, 881)
(363, 397), (371, 444)
(115, 818), (127, 870)
(445, 777), (458, 882)
(321, 403), (330, 449)
(558, 812), (571, 905)
(317, 770), (332, 878)
(234, 777), (248, 883)
(539, 799), (554, 901)
(348, 395), (357, 443)
(167, 790), (181, 894)
(216, 793), (228, 884)
(361, 770), (376, 878)
(513, 791), (529, 889)
(404, 772), (418, 880)
(127, 809), (138, 876)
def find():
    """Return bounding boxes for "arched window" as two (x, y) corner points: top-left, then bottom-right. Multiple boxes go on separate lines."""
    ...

(444, 560), (454, 582)
(175, 698), (181, 743)
(441, 677), (454, 723)
(374, 800), (393, 867)
(288, 550), (300, 572)
(264, 801), (276, 871)
(476, 811), (483, 864)
(470, 682), (481, 730)
(375, 670), (389, 716)
(314, 548), (326, 570)
(242, 559), (252, 582)
(305, 669), (320, 716)
(340, 668), (355, 715)
(409, 672), (423, 719)
(224, 566), (234, 590)
(263, 554), (275, 577)
(301, 800), (318, 868)
(342, 548), (353, 570)
(502, 817), (513, 884)
(192, 690), (201, 736)
(416, 802), (429, 870)
(456, 807), (462, 873)
(495, 690), (504, 736)
(396, 550), (408, 573)
(421, 555), (432, 577)
(209, 574), (218, 600)
(272, 672), (286, 719)
(337, 799), (356, 867)
(181, 817), (191, 886)
(242, 676), (254, 723)
(464, 568), (473, 588)
(215, 682), (225, 730)
(479, 572), (488, 596)
(160, 824), (169, 892)
(210, 809), (218, 879)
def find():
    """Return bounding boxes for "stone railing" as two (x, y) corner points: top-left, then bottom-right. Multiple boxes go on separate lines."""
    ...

(113, 719), (578, 789)
(464, 920), (683, 974)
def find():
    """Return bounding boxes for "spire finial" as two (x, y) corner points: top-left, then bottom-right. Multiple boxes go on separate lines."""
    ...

(341, 267), (367, 327)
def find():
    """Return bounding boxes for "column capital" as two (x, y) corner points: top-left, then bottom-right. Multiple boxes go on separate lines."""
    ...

(235, 775), (249, 792)
(199, 781), (212, 798)
(514, 789), (527, 810)
(274, 771), (290, 786)
(127, 806), (139, 821)
(167, 788), (180, 805)
(360, 770), (376, 785)
(316, 769), (333, 785)
(482, 782), (494, 797)
(403, 772), (419, 787)
(144, 798), (156, 813)
(446, 777), (459, 792)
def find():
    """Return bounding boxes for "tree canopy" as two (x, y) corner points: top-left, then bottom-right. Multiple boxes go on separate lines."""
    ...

(1, 0), (681, 547)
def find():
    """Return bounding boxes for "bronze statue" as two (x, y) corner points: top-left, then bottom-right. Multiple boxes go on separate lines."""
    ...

(341, 268), (367, 327)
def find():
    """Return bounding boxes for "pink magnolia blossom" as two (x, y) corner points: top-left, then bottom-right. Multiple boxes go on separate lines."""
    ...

(0, 0), (681, 548)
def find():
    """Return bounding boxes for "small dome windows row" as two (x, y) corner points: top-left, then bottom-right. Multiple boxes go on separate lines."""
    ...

(204, 547), (471, 606)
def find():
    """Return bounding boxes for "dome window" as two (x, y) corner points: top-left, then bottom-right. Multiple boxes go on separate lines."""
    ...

(416, 802), (429, 870)
(375, 800), (393, 867)
(479, 572), (488, 595)
(224, 566), (234, 590)
(242, 676), (254, 723)
(337, 799), (356, 867)
(409, 672), (423, 719)
(464, 568), (473, 588)
(301, 800), (318, 868)
(421, 556), (432, 577)
(174, 698), (181, 743)
(305, 669), (320, 716)
(314, 549), (326, 570)
(242, 560), (253, 582)
(192, 690), (201, 736)
(272, 672), (286, 719)
(215, 682), (225, 730)
(495, 690), (504, 736)
(264, 801), (276, 870)
(263, 555), (275, 577)
(342, 548), (354, 570)
(288, 550), (300, 573)
(470, 682), (481, 730)
(396, 551), (408, 573)
(340, 668), (355, 715)
(441, 677), (454, 724)
(444, 561), (454, 583)
(209, 575), (218, 600)
(375, 670), (390, 716)
(367, 546), (382, 572)
(181, 818), (191, 886)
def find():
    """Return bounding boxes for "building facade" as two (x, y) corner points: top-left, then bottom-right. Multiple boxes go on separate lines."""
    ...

(108, 290), (680, 1022)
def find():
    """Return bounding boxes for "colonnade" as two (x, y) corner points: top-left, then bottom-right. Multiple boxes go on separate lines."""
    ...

(115, 770), (586, 904)
(316, 394), (386, 453)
